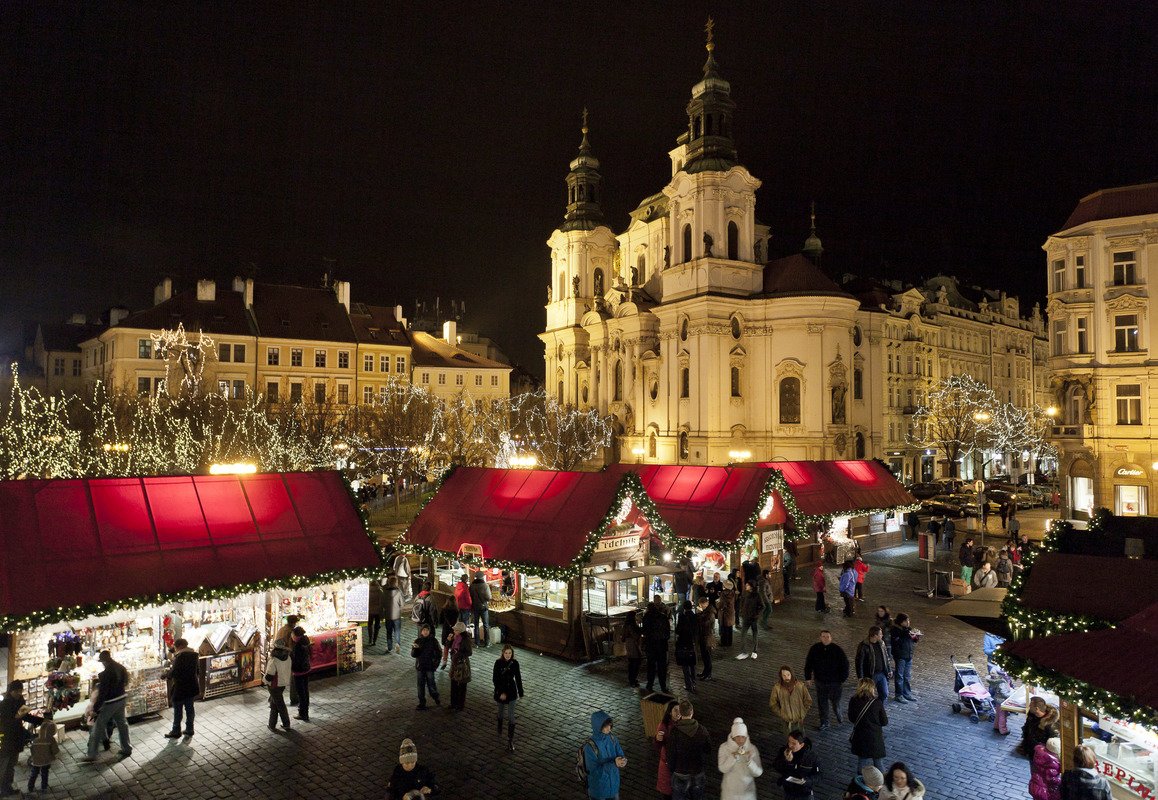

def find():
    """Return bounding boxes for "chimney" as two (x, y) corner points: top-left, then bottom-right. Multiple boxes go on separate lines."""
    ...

(68, 313), (87, 325)
(154, 277), (173, 306)
(196, 279), (216, 302)
(333, 280), (351, 313)
(108, 308), (130, 326)
(232, 276), (245, 293)
(243, 278), (254, 309)
(443, 320), (457, 346)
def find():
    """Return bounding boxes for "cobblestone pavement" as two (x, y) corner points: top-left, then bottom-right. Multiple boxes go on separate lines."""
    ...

(29, 545), (1036, 799)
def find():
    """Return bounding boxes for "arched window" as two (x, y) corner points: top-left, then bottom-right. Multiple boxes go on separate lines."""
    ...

(679, 318), (689, 342)
(706, 114), (714, 136)
(731, 316), (742, 339)
(730, 366), (741, 398)
(855, 431), (866, 459)
(569, 186), (574, 204)
(779, 377), (801, 424)
(693, 117), (701, 138)
(558, 381), (564, 405)
(577, 185), (584, 201)
(558, 272), (566, 299)
(678, 431), (689, 461)
(588, 185), (596, 203)
(853, 368), (863, 400)
(613, 361), (623, 402)
(680, 367), (690, 399)
(682, 224), (692, 263)
(593, 268), (604, 296)
(727, 221), (739, 260)
(648, 432), (657, 458)
(581, 383), (589, 404)
(637, 254), (645, 281)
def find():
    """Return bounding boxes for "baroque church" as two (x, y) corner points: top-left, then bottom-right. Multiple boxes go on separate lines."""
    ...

(539, 25), (1049, 473)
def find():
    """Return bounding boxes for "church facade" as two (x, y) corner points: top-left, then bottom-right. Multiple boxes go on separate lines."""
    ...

(541, 32), (1048, 476)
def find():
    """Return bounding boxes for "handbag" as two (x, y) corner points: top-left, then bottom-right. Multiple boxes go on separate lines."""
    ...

(450, 658), (471, 684)
(849, 698), (874, 745)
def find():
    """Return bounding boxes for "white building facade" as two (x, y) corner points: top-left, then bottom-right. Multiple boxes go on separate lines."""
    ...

(1046, 181), (1158, 517)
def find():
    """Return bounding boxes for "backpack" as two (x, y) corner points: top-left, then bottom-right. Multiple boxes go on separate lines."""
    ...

(575, 737), (596, 784)
(410, 595), (428, 624)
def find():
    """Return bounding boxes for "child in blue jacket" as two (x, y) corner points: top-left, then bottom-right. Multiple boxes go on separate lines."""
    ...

(585, 710), (626, 800)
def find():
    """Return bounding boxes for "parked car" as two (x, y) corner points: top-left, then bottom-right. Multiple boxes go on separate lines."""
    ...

(909, 482), (946, 499)
(921, 494), (965, 517)
(949, 492), (1000, 517)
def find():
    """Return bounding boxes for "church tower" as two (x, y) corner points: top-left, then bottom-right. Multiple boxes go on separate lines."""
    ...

(542, 111), (618, 406)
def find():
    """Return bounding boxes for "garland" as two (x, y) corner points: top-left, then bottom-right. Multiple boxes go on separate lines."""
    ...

(763, 467), (920, 543)
(0, 471), (387, 633)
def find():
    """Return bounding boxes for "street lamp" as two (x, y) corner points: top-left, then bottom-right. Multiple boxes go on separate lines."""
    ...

(1045, 406), (1058, 418)
(728, 449), (752, 463)
(102, 442), (131, 453)
(631, 446), (645, 464)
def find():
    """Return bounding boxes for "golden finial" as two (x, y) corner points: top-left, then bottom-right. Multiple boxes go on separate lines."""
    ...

(705, 16), (715, 52)
(582, 107), (589, 136)
(810, 200), (817, 231)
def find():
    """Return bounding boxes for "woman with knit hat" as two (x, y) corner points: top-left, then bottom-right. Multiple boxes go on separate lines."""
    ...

(718, 717), (763, 800)
(448, 621), (473, 710)
(386, 738), (440, 799)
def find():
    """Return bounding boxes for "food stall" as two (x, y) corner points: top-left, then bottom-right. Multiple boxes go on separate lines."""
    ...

(0, 471), (383, 722)
(403, 466), (679, 661)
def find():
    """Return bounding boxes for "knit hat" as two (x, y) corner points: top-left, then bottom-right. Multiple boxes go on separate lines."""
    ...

(1047, 737), (1061, 756)
(724, 580), (735, 590)
(729, 717), (748, 739)
(399, 738), (418, 767)
(452, 621), (468, 634)
(861, 765), (884, 789)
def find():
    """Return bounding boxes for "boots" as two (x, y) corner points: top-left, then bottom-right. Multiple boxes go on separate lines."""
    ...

(507, 723), (516, 752)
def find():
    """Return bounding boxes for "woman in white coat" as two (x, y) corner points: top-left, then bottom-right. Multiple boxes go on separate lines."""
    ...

(718, 717), (763, 800)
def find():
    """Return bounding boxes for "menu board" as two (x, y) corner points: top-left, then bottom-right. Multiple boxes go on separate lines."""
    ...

(345, 583), (369, 622)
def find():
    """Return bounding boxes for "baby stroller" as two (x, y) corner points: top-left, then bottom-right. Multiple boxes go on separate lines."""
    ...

(950, 655), (996, 723)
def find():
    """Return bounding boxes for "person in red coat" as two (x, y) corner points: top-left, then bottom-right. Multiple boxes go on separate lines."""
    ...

(454, 574), (473, 625)
(812, 563), (830, 613)
(853, 554), (870, 602)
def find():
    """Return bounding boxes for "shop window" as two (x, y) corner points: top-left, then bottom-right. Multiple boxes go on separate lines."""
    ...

(1116, 384), (1142, 425)
(678, 431), (690, 461)
(521, 573), (566, 611)
(727, 221), (739, 260)
(1116, 485), (1148, 516)
(779, 377), (801, 424)
(1114, 314), (1140, 352)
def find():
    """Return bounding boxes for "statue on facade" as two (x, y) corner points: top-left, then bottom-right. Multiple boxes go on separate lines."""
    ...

(546, 284), (552, 302)
(936, 285), (948, 304)
(663, 245), (671, 268)
(831, 383), (847, 424)
(754, 240), (763, 263)
(703, 231), (714, 257)
(572, 275), (581, 297)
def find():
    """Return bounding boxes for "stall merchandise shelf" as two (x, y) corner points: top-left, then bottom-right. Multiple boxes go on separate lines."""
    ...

(125, 667), (168, 718)
(200, 647), (259, 700)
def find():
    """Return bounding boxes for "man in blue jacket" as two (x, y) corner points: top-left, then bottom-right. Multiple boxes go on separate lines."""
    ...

(584, 710), (626, 800)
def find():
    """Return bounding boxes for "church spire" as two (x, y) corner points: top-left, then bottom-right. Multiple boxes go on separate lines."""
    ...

(802, 201), (824, 264)
(682, 17), (739, 174)
(561, 108), (605, 232)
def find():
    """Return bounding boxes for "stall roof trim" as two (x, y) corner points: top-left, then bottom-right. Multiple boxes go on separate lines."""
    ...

(402, 467), (663, 573)
(748, 460), (917, 518)
(0, 471), (381, 629)
(608, 464), (786, 543)
(1018, 553), (1158, 622)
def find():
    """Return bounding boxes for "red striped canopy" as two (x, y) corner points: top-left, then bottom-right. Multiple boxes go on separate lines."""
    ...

(0, 471), (379, 625)
(751, 460), (915, 517)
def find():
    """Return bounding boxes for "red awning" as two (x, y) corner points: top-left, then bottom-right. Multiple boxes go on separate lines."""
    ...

(750, 460), (916, 518)
(1001, 601), (1158, 715)
(404, 467), (656, 572)
(0, 471), (380, 627)
(1018, 553), (1158, 623)
(610, 465), (786, 543)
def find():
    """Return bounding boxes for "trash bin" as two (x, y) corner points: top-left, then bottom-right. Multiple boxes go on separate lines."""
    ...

(641, 692), (676, 739)
(933, 570), (951, 598)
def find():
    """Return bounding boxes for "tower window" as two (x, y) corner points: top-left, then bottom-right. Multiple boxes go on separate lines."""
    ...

(855, 431), (866, 459)
(693, 117), (701, 138)
(682, 224), (692, 263)
(678, 431), (689, 461)
(779, 377), (801, 424)
(706, 114), (714, 136)
(730, 366), (741, 398)
(727, 221), (739, 260)
(648, 433), (657, 458)
(680, 367), (690, 399)
(558, 381), (564, 405)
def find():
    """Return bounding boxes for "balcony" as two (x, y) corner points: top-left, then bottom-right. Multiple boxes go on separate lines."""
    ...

(902, 405), (917, 415)
(1049, 424), (1095, 439)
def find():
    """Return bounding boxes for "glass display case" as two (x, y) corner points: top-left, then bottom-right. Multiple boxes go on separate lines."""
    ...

(1080, 712), (1157, 798)
(520, 573), (567, 611)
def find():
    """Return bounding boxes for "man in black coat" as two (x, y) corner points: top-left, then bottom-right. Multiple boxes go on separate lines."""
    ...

(855, 627), (893, 702)
(410, 624), (442, 710)
(773, 730), (819, 798)
(641, 595), (671, 693)
(290, 627), (312, 722)
(804, 630), (850, 728)
(666, 700), (711, 798)
(164, 639), (201, 738)
(0, 681), (33, 796)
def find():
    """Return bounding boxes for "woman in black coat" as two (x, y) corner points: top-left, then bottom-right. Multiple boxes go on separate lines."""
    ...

(673, 600), (698, 694)
(848, 678), (889, 771)
(492, 645), (524, 752)
(438, 598), (458, 669)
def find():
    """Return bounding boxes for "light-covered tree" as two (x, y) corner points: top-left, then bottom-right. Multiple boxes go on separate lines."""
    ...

(909, 374), (999, 477)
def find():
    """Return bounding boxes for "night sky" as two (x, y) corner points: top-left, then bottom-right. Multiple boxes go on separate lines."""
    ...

(3, 3), (1157, 376)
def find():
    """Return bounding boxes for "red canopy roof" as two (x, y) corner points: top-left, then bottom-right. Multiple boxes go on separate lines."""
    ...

(609, 465), (786, 542)
(750, 460), (916, 518)
(1002, 601), (1158, 716)
(1018, 553), (1158, 622)
(0, 471), (380, 628)
(404, 467), (659, 573)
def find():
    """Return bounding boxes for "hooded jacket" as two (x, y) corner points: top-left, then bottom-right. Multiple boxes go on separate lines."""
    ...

(584, 711), (624, 799)
(772, 737), (819, 798)
(1029, 744), (1061, 800)
(718, 737), (763, 800)
(1058, 768), (1112, 800)
(469, 576), (492, 610)
(667, 716), (711, 775)
(264, 645), (292, 689)
(411, 633), (442, 672)
(878, 778), (926, 800)
(839, 568), (857, 596)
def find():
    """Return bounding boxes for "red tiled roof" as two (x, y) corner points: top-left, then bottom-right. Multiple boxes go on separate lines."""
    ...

(1061, 181), (1158, 230)
(349, 304), (409, 346)
(761, 254), (851, 297)
(115, 289), (256, 337)
(1018, 553), (1158, 621)
(251, 283), (357, 342)
(409, 330), (510, 370)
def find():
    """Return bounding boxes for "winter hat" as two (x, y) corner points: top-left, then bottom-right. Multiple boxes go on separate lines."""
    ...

(724, 580), (735, 590)
(452, 621), (468, 634)
(861, 765), (884, 790)
(399, 738), (418, 767)
(729, 717), (748, 739)
(1047, 737), (1061, 756)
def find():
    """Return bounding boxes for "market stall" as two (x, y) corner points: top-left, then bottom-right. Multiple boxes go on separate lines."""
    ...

(402, 466), (678, 661)
(0, 471), (382, 722)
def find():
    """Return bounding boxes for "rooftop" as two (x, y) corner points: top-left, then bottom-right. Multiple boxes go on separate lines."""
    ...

(1061, 181), (1158, 230)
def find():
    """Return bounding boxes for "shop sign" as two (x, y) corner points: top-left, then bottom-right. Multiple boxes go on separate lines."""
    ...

(1093, 755), (1154, 798)
(345, 583), (369, 622)
(761, 530), (783, 553)
(458, 543), (485, 561)
(597, 532), (642, 553)
(1116, 466), (1145, 478)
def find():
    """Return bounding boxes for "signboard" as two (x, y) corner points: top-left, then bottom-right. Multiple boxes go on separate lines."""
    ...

(1116, 466), (1145, 478)
(885, 514), (900, 534)
(458, 543), (485, 561)
(973, 480), (985, 493)
(345, 582), (369, 622)
(761, 530), (784, 554)
(918, 532), (936, 563)
(596, 532), (642, 554)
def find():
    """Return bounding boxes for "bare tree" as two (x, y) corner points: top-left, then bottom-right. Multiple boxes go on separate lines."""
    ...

(347, 380), (441, 510)
(909, 374), (999, 478)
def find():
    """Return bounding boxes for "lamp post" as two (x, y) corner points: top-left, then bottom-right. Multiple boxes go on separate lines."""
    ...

(631, 446), (645, 464)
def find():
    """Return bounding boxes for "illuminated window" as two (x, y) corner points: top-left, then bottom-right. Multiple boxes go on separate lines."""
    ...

(1116, 384), (1142, 425)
